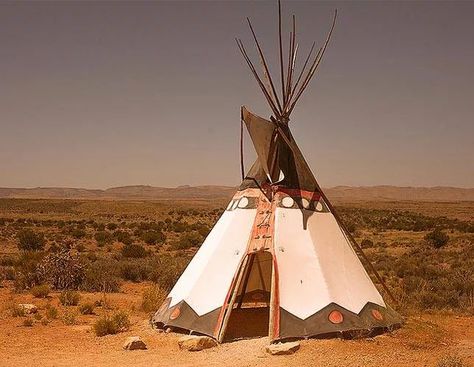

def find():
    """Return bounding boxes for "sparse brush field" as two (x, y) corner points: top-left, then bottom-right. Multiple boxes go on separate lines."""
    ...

(0, 198), (473, 367)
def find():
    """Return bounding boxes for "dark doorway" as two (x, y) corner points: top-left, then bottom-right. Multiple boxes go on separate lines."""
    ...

(223, 251), (273, 341)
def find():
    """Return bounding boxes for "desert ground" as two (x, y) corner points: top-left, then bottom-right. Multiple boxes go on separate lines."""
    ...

(0, 196), (473, 366)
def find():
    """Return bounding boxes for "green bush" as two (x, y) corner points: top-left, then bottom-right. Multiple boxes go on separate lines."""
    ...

(106, 223), (118, 231)
(174, 231), (203, 250)
(121, 244), (147, 258)
(119, 260), (150, 282)
(23, 318), (34, 327)
(140, 230), (166, 245)
(361, 239), (374, 248)
(45, 304), (58, 319)
(81, 260), (121, 293)
(94, 231), (113, 246)
(31, 284), (50, 298)
(93, 311), (130, 337)
(79, 302), (95, 315)
(62, 310), (77, 325)
(59, 290), (81, 306)
(71, 228), (86, 239)
(13, 251), (45, 290)
(141, 285), (167, 313)
(425, 229), (449, 248)
(113, 230), (133, 245)
(17, 229), (45, 251)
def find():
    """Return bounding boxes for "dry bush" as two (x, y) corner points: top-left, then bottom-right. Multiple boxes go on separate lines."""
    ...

(22, 318), (34, 327)
(425, 228), (449, 248)
(45, 304), (58, 320)
(17, 229), (45, 251)
(436, 354), (465, 367)
(93, 311), (130, 337)
(36, 249), (85, 290)
(81, 260), (121, 293)
(62, 310), (77, 325)
(141, 285), (167, 313)
(30, 284), (50, 298)
(79, 302), (95, 315)
(121, 244), (147, 258)
(59, 290), (81, 306)
(10, 304), (26, 317)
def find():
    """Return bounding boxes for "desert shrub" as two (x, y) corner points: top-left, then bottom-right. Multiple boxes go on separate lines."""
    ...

(70, 228), (86, 239)
(45, 304), (58, 319)
(425, 229), (449, 249)
(34, 312), (43, 321)
(62, 310), (77, 325)
(17, 229), (45, 251)
(140, 230), (166, 245)
(361, 239), (374, 248)
(11, 304), (26, 317)
(169, 221), (186, 233)
(36, 249), (85, 290)
(79, 302), (95, 315)
(106, 223), (117, 231)
(23, 318), (34, 327)
(0, 256), (16, 267)
(1, 266), (15, 281)
(48, 242), (61, 253)
(436, 354), (465, 367)
(13, 251), (45, 290)
(113, 310), (131, 330)
(113, 230), (132, 245)
(59, 290), (81, 306)
(118, 260), (150, 282)
(93, 311), (130, 337)
(94, 231), (113, 246)
(174, 231), (203, 250)
(31, 284), (50, 298)
(141, 285), (167, 313)
(76, 244), (86, 252)
(81, 260), (120, 293)
(148, 255), (189, 291)
(121, 244), (147, 258)
(189, 222), (210, 237)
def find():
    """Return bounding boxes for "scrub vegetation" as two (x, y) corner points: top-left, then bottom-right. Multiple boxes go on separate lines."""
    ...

(0, 197), (472, 366)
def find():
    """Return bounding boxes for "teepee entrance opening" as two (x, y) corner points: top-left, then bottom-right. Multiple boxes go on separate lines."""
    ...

(223, 251), (273, 341)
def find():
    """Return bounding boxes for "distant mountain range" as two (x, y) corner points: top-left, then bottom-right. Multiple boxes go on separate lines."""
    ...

(0, 185), (473, 202)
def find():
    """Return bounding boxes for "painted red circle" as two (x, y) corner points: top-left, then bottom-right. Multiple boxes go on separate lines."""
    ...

(328, 310), (344, 324)
(371, 309), (384, 321)
(170, 307), (181, 320)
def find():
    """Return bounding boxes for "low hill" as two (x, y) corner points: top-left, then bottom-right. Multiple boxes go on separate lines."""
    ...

(0, 185), (473, 202)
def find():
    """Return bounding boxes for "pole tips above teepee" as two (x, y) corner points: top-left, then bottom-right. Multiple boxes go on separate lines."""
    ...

(236, 1), (337, 123)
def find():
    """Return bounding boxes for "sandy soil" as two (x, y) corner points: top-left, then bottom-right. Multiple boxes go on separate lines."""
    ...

(0, 285), (473, 367)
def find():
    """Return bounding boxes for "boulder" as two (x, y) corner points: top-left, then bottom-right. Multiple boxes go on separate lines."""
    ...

(18, 304), (38, 315)
(265, 341), (300, 355)
(178, 335), (218, 351)
(123, 336), (147, 351)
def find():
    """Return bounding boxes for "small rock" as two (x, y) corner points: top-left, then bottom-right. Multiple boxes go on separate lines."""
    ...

(165, 327), (172, 333)
(178, 335), (218, 351)
(123, 336), (147, 351)
(18, 304), (37, 314)
(265, 341), (300, 355)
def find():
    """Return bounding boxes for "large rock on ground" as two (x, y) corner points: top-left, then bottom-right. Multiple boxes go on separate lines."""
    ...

(18, 304), (37, 315)
(266, 341), (301, 355)
(178, 335), (218, 351)
(123, 336), (147, 351)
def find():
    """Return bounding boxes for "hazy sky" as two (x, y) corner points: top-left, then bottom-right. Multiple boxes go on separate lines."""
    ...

(1, 1), (473, 189)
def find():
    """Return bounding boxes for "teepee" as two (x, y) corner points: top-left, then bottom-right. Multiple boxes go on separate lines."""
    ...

(153, 1), (402, 342)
